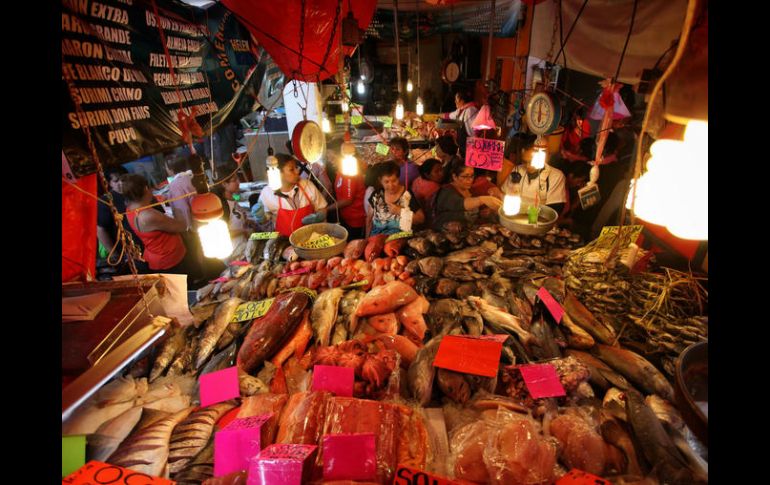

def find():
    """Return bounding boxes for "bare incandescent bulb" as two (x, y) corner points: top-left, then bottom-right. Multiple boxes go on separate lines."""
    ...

(415, 96), (424, 116)
(395, 98), (405, 120)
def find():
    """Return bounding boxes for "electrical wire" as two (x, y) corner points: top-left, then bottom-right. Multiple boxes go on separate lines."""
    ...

(551, 0), (589, 67)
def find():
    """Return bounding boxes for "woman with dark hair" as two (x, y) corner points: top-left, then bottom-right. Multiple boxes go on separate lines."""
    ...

(432, 159), (502, 230)
(560, 106), (593, 162)
(388, 137), (418, 188)
(434, 134), (460, 168)
(367, 161), (425, 236)
(212, 163), (255, 246)
(258, 154), (328, 236)
(122, 173), (194, 274)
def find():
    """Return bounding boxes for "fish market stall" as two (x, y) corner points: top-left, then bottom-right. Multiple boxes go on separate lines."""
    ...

(62, 220), (708, 484)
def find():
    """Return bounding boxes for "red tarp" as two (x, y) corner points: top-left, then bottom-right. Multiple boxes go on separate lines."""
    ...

(222, 0), (377, 82)
(63, 173), (97, 282)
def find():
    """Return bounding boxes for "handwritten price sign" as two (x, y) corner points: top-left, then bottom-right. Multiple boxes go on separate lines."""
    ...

(351, 115), (363, 125)
(376, 143), (390, 156)
(250, 232), (279, 240)
(465, 137), (505, 171)
(379, 116), (393, 128)
(335, 114), (345, 124)
(386, 231), (413, 242)
(300, 234), (336, 249)
(231, 299), (274, 322)
(405, 126), (418, 137)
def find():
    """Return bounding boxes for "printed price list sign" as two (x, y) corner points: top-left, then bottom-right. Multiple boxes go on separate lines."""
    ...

(231, 299), (274, 322)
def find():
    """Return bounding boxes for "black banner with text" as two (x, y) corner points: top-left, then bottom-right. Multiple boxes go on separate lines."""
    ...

(62, 0), (259, 176)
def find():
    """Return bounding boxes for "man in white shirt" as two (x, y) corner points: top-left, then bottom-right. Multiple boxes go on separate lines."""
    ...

(258, 154), (328, 236)
(501, 145), (567, 215)
(444, 91), (479, 139)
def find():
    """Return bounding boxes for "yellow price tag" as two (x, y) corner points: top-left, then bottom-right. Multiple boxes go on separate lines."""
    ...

(335, 114), (345, 124)
(386, 231), (413, 242)
(342, 279), (369, 289)
(300, 234), (335, 249)
(351, 115), (363, 125)
(405, 126), (418, 136)
(231, 298), (275, 322)
(250, 232), (279, 240)
(289, 287), (318, 300)
(376, 143), (390, 156)
(380, 116), (393, 128)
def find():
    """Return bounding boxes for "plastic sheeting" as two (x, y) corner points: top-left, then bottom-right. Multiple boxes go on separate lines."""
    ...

(222, 0), (377, 82)
(529, 0), (687, 84)
(62, 172), (97, 282)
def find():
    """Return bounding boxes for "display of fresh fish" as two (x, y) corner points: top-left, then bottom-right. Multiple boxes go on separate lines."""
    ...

(624, 390), (695, 484)
(384, 238), (406, 257)
(417, 256), (443, 278)
(239, 369), (269, 396)
(149, 326), (187, 383)
(196, 283), (216, 303)
(195, 298), (243, 370)
(356, 281), (419, 316)
(87, 406), (143, 462)
(592, 344), (674, 400)
(63, 376), (148, 435)
(560, 312), (596, 349)
(344, 239), (367, 259)
(108, 406), (193, 476)
(168, 401), (236, 474)
(238, 291), (310, 374)
(199, 342), (237, 377)
(215, 319), (248, 351)
(407, 237), (435, 256)
(434, 278), (460, 297)
(467, 296), (534, 345)
(599, 412), (645, 477)
(444, 241), (497, 263)
(338, 290), (365, 335)
(565, 349), (633, 392)
(564, 293), (617, 344)
(437, 369), (471, 404)
(396, 295), (429, 342)
(173, 439), (214, 484)
(272, 310), (313, 366)
(191, 302), (219, 327)
(311, 288), (345, 346)
(365, 234), (388, 262)
(408, 336), (441, 405)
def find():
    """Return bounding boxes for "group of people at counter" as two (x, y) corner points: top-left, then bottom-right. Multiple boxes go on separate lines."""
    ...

(97, 90), (634, 287)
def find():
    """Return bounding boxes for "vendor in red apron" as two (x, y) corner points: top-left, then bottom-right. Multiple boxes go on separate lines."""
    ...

(258, 154), (328, 237)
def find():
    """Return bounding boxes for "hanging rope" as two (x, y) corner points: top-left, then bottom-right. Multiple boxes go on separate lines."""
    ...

(613, 0), (639, 82)
(551, 0), (590, 66)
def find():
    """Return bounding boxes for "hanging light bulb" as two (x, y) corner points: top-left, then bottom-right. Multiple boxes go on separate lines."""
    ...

(395, 98), (405, 120)
(197, 218), (233, 259)
(626, 120), (707, 240)
(321, 113), (332, 133)
(341, 99), (349, 113)
(189, 155), (232, 260)
(415, 96), (424, 116)
(357, 78), (365, 95)
(340, 140), (359, 176)
(503, 194), (522, 216)
(266, 147), (281, 191)
(406, 79), (414, 92)
(531, 146), (547, 170)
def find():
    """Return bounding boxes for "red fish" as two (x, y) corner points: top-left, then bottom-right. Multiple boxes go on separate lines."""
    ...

(356, 281), (419, 317)
(275, 391), (331, 445)
(237, 292), (311, 374)
(365, 234), (388, 262)
(368, 313), (399, 334)
(396, 295), (429, 342)
(344, 239), (367, 259)
(270, 310), (313, 367)
(384, 238), (406, 257)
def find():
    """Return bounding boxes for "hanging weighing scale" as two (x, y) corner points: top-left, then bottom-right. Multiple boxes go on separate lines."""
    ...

(291, 120), (326, 164)
(525, 91), (562, 135)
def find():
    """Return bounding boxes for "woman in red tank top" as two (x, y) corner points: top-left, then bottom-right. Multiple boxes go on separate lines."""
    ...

(122, 174), (190, 272)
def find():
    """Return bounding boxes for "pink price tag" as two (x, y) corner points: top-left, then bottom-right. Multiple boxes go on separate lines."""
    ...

(210, 276), (230, 283)
(251, 444), (318, 485)
(312, 365), (355, 397)
(518, 363), (566, 399)
(200, 366), (240, 407)
(215, 414), (271, 477)
(230, 260), (251, 266)
(322, 433), (377, 480)
(537, 287), (564, 323)
(278, 267), (311, 278)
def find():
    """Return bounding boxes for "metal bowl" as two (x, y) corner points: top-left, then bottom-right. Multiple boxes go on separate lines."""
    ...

(289, 223), (348, 260)
(674, 341), (708, 446)
(498, 205), (559, 236)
